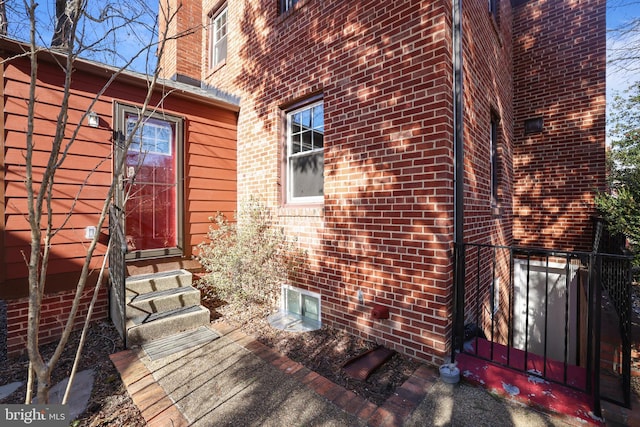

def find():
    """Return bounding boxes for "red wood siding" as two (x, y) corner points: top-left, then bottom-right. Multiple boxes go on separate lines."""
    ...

(1, 52), (237, 299)
(1, 41), (238, 356)
(2, 60), (113, 287)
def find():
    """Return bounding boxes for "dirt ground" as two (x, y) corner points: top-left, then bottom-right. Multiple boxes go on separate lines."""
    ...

(0, 320), (145, 427)
(1, 283), (638, 426)
(0, 297), (420, 426)
(204, 296), (421, 406)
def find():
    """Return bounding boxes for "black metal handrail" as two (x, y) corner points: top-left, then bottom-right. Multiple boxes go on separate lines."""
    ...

(108, 205), (128, 346)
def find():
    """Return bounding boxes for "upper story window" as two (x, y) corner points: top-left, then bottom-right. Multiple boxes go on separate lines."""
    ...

(286, 99), (324, 204)
(281, 0), (301, 13)
(490, 114), (500, 207)
(210, 6), (228, 69)
(489, 0), (498, 19)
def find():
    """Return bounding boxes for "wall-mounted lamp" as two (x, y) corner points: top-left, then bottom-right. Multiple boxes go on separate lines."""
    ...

(87, 111), (99, 128)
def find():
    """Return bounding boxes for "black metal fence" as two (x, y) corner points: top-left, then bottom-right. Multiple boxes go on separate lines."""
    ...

(452, 243), (633, 412)
(108, 205), (128, 346)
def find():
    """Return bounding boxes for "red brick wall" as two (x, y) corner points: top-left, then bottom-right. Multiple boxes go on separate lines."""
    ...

(461, 0), (514, 248)
(158, 0), (606, 365)
(160, 0), (605, 364)
(158, 0), (203, 82)
(6, 286), (108, 357)
(190, 0), (515, 365)
(512, 0), (606, 252)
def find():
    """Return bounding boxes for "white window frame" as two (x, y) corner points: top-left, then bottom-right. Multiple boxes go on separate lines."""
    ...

(281, 0), (300, 13)
(281, 284), (322, 326)
(210, 6), (228, 69)
(286, 100), (324, 204)
(490, 115), (499, 207)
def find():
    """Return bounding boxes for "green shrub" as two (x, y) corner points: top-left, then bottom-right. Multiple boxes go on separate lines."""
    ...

(196, 198), (305, 308)
(596, 82), (640, 270)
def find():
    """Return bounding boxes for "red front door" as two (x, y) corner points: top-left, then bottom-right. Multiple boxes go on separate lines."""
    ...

(124, 113), (179, 255)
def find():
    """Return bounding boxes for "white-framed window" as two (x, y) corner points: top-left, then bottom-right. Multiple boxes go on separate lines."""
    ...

(490, 114), (499, 207)
(286, 100), (324, 203)
(491, 277), (500, 317)
(281, 0), (301, 13)
(210, 6), (227, 69)
(281, 284), (321, 324)
(126, 116), (173, 156)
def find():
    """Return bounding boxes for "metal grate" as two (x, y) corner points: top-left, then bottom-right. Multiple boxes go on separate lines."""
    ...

(142, 326), (220, 361)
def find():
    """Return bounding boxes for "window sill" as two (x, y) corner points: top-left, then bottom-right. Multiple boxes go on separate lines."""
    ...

(208, 59), (226, 76)
(278, 204), (324, 218)
(267, 311), (321, 332)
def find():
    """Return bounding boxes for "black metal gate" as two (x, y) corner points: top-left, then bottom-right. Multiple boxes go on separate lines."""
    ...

(598, 254), (633, 407)
(452, 243), (633, 414)
(108, 205), (128, 346)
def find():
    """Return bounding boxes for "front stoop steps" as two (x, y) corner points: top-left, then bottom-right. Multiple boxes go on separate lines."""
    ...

(122, 269), (210, 347)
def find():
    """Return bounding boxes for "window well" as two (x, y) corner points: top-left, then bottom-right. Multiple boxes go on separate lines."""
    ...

(267, 284), (322, 332)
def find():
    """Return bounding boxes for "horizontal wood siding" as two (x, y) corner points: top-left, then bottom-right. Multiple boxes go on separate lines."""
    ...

(1, 52), (237, 299)
(3, 59), (113, 292)
(183, 106), (237, 255)
(0, 61), (5, 285)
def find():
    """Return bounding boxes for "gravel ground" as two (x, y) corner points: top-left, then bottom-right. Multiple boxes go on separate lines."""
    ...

(0, 321), (145, 427)
(207, 297), (421, 406)
(0, 282), (637, 426)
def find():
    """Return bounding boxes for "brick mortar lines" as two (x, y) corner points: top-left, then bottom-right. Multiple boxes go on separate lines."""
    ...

(212, 322), (439, 427)
(113, 322), (440, 427)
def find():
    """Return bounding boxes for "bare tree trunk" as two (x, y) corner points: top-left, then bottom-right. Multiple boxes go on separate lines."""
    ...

(62, 243), (110, 404)
(52, 0), (80, 48)
(0, 1), (7, 36)
(18, 0), (184, 405)
(24, 363), (34, 404)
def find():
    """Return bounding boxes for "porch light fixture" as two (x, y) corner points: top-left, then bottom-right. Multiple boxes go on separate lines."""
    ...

(87, 111), (99, 128)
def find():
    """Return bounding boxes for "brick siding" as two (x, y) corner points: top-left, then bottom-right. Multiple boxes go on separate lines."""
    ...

(512, 0), (606, 251)
(191, 0), (512, 365)
(163, 0), (604, 365)
(6, 286), (108, 357)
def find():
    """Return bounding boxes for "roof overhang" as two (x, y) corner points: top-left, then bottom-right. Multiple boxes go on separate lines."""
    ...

(0, 36), (241, 113)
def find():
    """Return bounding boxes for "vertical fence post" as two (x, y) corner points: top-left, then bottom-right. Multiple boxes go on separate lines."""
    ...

(592, 253), (602, 417)
(623, 256), (632, 408)
(451, 242), (466, 363)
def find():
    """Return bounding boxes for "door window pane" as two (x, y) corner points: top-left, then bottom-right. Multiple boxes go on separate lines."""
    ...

(124, 113), (178, 252)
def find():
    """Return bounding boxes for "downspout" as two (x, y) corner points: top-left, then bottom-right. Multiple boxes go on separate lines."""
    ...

(451, 0), (465, 363)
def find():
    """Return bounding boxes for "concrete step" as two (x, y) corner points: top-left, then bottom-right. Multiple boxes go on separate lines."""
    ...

(126, 286), (202, 320)
(125, 269), (192, 297)
(126, 305), (210, 347)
